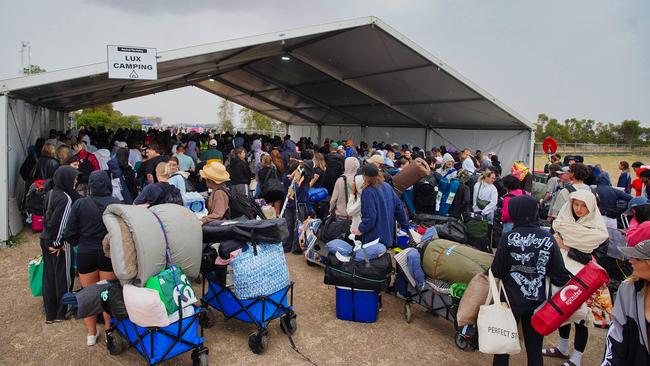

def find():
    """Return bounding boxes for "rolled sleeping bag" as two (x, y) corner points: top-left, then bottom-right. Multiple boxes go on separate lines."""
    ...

(149, 204), (202, 279)
(421, 239), (493, 284)
(392, 157), (430, 194)
(103, 205), (166, 286)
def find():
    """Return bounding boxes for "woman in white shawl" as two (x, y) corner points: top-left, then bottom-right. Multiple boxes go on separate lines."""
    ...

(542, 190), (609, 366)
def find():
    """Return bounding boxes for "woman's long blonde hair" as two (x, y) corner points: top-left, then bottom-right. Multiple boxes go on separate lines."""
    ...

(314, 152), (326, 171)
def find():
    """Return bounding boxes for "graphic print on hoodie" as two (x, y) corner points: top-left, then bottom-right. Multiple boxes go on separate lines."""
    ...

(491, 195), (569, 314)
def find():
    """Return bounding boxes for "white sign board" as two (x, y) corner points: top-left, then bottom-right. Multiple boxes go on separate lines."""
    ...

(107, 45), (157, 80)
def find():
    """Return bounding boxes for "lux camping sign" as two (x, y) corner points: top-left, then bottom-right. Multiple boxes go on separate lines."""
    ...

(107, 45), (158, 80)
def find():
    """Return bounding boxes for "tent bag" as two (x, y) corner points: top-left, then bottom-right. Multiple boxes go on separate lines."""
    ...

(421, 239), (493, 284)
(457, 273), (489, 327)
(531, 261), (609, 336)
(202, 218), (289, 244)
(324, 252), (392, 291)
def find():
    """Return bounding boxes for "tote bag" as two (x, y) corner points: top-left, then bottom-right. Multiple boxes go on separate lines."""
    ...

(477, 269), (520, 355)
(29, 255), (43, 297)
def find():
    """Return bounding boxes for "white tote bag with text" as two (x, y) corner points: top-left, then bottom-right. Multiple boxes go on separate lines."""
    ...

(477, 269), (521, 355)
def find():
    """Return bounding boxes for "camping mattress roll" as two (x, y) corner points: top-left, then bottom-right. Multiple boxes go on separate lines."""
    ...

(392, 157), (430, 194)
(421, 239), (494, 284)
(149, 204), (202, 279)
(103, 204), (203, 286)
(103, 205), (166, 286)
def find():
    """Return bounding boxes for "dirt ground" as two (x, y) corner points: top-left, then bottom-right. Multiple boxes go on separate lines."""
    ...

(0, 231), (607, 366)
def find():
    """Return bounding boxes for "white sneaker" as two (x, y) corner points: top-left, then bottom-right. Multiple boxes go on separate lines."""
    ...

(87, 331), (101, 346)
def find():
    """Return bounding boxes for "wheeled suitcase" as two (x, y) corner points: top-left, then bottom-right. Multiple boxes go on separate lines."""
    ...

(392, 158), (431, 194)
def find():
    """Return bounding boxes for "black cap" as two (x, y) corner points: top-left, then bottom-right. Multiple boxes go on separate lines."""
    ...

(362, 164), (379, 177)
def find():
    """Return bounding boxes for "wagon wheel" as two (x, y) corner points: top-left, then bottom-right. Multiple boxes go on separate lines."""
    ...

(106, 330), (128, 355)
(404, 302), (413, 323)
(191, 346), (209, 366)
(455, 333), (472, 351)
(248, 330), (269, 354)
(280, 312), (298, 335)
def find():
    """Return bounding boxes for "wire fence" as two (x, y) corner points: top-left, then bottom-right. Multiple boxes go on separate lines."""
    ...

(534, 143), (650, 155)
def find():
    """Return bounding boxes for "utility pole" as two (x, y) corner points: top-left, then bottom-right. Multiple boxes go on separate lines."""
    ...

(20, 41), (31, 75)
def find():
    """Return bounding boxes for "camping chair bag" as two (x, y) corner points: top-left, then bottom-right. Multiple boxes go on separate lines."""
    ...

(202, 218), (289, 244)
(392, 157), (431, 194)
(421, 239), (494, 284)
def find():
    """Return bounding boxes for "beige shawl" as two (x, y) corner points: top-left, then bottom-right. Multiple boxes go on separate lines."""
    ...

(552, 189), (609, 254)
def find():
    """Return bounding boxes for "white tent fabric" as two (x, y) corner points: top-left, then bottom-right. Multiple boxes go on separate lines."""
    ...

(0, 17), (533, 243)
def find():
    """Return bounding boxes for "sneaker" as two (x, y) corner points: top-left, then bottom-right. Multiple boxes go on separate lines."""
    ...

(87, 331), (101, 347)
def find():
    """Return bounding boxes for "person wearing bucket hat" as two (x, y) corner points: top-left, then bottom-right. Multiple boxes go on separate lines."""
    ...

(200, 162), (231, 224)
(436, 153), (457, 179)
(625, 197), (650, 248)
(602, 238), (650, 365)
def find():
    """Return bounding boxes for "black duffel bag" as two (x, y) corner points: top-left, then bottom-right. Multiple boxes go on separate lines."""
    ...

(414, 213), (448, 227)
(318, 215), (352, 243)
(101, 282), (129, 320)
(202, 218), (289, 244)
(324, 251), (392, 291)
(434, 216), (466, 243)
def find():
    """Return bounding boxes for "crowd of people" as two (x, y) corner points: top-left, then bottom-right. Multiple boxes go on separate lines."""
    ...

(20, 126), (650, 365)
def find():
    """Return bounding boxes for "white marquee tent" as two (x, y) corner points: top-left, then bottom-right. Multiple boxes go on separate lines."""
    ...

(0, 16), (534, 243)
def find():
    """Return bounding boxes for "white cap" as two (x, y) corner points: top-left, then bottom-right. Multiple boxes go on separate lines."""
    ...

(209, 139), (218, 146)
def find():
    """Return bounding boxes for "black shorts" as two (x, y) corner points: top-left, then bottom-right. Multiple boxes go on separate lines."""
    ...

(77, 251), (113, 274)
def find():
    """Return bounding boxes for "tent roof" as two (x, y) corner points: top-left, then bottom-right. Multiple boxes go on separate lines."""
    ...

(0, 16), (532, 130)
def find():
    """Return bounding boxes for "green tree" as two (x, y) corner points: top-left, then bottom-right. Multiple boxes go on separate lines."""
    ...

(239, 108), (274, 133)
(217, 99), (235, 132)
(72, 104), (141, 130)
(23, 64), (46, 74)
(616, 120), (643, 144)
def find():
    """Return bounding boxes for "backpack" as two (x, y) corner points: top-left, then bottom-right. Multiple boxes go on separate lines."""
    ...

(491, 193), (515, 245)
(171, 172), (195, 192)
(25, 179), (50, 215)
(151, 183), (184, 206)
(413, 175), (438, 214)
(217, 187), (265, 220)
(78, 156), (94, 184)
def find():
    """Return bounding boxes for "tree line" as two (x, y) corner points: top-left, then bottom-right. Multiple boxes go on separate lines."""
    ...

(535, 114), (649, 145)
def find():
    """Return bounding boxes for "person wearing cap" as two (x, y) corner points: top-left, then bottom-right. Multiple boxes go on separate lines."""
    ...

(173, 145), (195, 173)
(142, 143), (170, 184)
(548, 163), (591, 221)
(199, 162), (231, 224)
(436, 153), (457, 179)
(322, 142), (345, 194)
(366, 154), (393, 184)
(351, 164), (408, 247)
(626, 197), (650, 248)
(602, 239), (650, 365)
(199, 139), (224, 164)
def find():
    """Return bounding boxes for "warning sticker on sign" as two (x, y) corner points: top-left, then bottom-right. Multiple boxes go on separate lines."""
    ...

(107, 45), (157, 80)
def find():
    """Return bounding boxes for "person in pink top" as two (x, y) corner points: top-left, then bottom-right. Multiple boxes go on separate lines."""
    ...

(625, 197), (650, 247)
(500, 175), (531, 234)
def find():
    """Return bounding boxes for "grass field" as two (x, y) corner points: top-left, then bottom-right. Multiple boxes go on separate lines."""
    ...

(534, 154), (646, 184)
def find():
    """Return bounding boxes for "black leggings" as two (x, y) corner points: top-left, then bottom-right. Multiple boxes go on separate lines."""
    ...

(493, 312), (543, 366)
(559, 322), (588, 353)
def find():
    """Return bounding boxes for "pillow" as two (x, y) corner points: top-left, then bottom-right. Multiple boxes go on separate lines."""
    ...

(123, 284), (170, 328)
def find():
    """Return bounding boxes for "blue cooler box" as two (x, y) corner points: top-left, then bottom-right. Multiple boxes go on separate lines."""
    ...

(335, 286), (379, 323)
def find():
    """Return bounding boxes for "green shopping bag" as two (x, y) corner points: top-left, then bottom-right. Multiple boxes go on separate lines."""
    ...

(29, 256), (43, 297)
(145, 265), (197, 315)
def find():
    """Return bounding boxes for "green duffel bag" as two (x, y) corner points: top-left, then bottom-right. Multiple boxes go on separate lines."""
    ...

(421, 239), (494, 284)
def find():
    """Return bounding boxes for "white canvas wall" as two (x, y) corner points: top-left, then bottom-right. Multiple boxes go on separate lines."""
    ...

(1, 98), (65, 242)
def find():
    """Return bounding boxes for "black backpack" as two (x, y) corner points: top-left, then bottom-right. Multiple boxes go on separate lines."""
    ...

(25, 179), (51, 215)
(413, 175), (438, 214)
(78, 156), (94, 184)
(217, 187), (265, 220)
(491, 193), (515, 246)
(151, 183), (184, 206)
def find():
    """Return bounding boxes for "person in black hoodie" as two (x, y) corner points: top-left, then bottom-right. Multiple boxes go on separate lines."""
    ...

(322, 144), (345, 195)
(491, 195), (570, 366)
(228, 147), (252, 197)
(40, 165), (81, 323)
(64, 171), (120, 346)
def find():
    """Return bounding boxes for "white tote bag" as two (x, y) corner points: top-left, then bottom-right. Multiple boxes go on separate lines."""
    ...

(477, 269), (521, 355)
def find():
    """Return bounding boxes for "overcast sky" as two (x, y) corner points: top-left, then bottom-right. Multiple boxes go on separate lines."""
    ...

(1, 0), (648, 126)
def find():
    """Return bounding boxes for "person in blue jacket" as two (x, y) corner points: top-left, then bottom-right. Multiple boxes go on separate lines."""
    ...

(352, 164), (408, 247)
